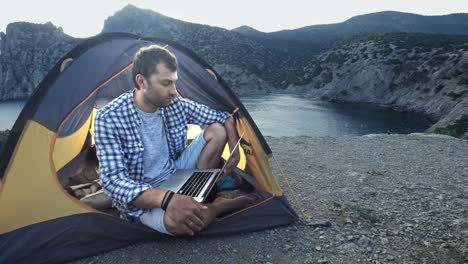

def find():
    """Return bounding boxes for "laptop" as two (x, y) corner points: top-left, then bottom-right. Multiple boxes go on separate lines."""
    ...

(158, 133), (244, 203)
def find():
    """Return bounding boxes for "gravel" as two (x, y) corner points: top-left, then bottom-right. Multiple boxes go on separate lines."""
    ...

(71, 133), (468, 264)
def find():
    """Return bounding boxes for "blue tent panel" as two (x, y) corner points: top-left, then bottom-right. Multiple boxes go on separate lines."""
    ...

(0, 196), (298, 264)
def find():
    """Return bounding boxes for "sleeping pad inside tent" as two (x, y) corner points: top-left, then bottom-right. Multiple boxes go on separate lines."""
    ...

(0, 33), (299, 264)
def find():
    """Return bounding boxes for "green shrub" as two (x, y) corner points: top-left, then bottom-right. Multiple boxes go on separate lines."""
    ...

(386, 59), (402, 65)
(406, 70), (429, 83)
(419, 46), (432, 53)
(392, 65), (403, 74)
(311, 64), (323, 77)
(321, 70), (333, 84)
(446, 91), (466, 100)
(434, 84), (444, 93)
(325, 52), (347, 64)
(458, 77), (468, 87)
(389, 82), (398, 92)
(453, 70), (463, 77)
(380, 45), (393, 56)
(434, 114), (468, 138)
(408, 54), (421, 61)
(434, 48), (445, 55)
(427, 55), (449, 67)
(333, 203), (381, 224)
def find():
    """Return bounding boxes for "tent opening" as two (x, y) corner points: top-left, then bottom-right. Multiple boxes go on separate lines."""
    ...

(53, 65), (266, 219)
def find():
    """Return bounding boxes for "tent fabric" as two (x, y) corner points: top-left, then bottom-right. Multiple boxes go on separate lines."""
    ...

(0, 120), (96, 234)
(54, 106), (95, 171)
(0, 195), (296, 264)
(34, 39), (140, 131)
(236, 116), (283, 194)
(0, 32), (299, 263)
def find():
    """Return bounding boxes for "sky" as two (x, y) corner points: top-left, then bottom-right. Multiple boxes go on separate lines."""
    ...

(1, 0), (468, 38)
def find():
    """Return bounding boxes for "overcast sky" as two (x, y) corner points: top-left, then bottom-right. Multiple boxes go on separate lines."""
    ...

(1, 0), (468, 37)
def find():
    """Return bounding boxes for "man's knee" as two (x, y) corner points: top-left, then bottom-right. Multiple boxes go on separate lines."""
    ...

(204, 123), (227, 144)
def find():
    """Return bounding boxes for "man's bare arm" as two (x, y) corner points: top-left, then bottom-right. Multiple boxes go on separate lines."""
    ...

(130, 188), (167, 209)
(223, 116), (240, 176)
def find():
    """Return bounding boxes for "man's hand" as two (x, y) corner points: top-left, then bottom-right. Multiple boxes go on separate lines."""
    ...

(222, 116), (240, 177)
(222, 149), (240, 178)
(163, 194), (208, 236)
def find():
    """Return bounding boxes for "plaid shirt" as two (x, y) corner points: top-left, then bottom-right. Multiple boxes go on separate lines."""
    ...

(94, 90), (230, 217)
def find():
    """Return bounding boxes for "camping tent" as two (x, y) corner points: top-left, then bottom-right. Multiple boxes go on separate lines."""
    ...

(0, 33), (299, 263)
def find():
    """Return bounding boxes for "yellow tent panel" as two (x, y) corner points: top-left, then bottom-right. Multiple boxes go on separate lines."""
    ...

(0, 120), (97, 234)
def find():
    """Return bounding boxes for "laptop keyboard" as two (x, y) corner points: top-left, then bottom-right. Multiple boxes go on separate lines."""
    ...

(178, 171), (215, 197)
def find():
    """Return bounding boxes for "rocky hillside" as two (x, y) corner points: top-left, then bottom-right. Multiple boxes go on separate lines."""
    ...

(0, 22), (79, 100)
(286, 32), (468, 136)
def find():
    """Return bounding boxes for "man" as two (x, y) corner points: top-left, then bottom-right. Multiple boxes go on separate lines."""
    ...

(94, 45), (252, 236)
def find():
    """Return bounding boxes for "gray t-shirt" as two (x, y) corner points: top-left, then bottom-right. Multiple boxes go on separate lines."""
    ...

(135, 107), (175, 187)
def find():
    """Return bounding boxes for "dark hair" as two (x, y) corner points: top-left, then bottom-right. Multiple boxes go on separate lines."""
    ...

(132, 45), (178, 88)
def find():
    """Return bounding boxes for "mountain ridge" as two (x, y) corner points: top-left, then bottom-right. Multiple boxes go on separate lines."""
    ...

(241, 11), (468, 53)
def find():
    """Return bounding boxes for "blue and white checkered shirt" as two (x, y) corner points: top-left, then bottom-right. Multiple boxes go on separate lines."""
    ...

(94, 90), (230, 217)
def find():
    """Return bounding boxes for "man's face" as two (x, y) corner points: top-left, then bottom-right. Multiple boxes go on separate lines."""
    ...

(140, 63), (178, 108)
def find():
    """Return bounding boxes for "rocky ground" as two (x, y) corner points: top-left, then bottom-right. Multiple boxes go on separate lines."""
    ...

(72, 133), (468, 264)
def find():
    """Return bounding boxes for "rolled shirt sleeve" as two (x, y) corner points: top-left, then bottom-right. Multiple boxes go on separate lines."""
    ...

(180, 97), (231, 125)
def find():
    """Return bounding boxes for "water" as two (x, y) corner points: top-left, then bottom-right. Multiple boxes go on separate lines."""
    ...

(0, 95), (431, 136)
(240, 94), (431, 137)
(0, 101), (26, 130)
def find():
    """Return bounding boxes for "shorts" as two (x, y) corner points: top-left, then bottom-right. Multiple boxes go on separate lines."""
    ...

(139, 131), (206, 235)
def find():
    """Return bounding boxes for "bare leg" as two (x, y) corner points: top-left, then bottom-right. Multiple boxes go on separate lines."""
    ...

(199, 195), (255, 228)
(195, 123), (254, 228)
(197, 123), (226, 169)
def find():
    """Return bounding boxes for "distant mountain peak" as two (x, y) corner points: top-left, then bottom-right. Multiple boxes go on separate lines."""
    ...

(232, 25), (263, 34)
(111, 4), (176, 22)
(345, 10), (421, 23)
(5, 21), (65, 36)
